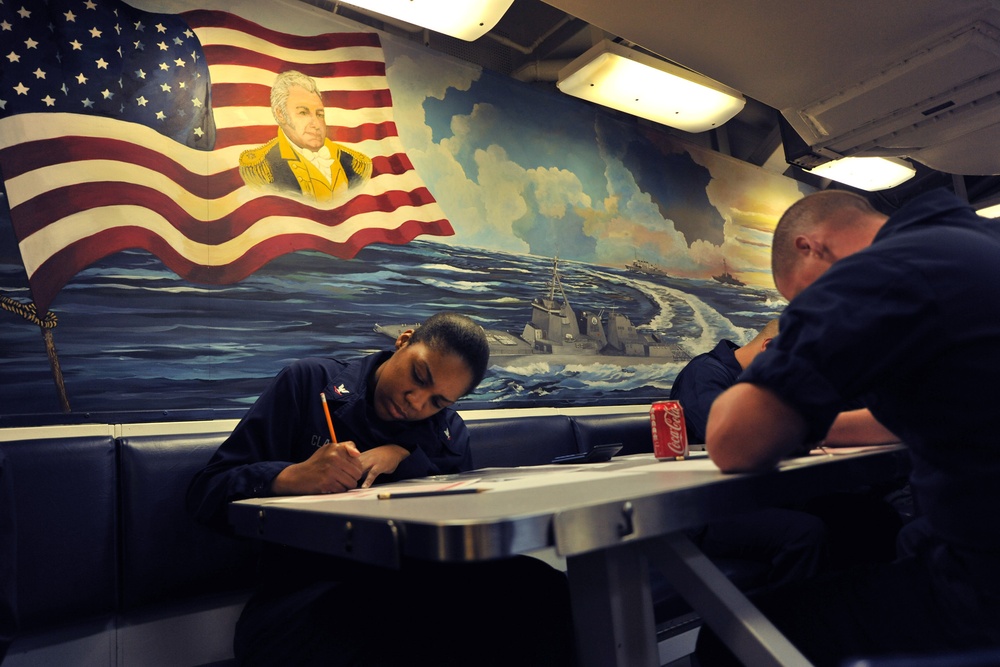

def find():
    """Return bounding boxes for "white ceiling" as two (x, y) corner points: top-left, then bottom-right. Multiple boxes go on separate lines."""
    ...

(307, 0), (1000, 206)
(543, 0), (1000, 176)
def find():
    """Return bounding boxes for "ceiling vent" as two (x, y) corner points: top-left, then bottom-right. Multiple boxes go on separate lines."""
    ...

(782, 21), (1000, 173)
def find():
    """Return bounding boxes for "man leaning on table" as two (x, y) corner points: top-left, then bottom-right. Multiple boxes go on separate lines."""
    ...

(696, 188), (1000, 666)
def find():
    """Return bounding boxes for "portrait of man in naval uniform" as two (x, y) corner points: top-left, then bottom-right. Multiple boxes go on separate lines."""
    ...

(238, 70), (372, 202)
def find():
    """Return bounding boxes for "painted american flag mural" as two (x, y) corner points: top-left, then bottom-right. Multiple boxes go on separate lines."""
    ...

(0, 0), (454, 315)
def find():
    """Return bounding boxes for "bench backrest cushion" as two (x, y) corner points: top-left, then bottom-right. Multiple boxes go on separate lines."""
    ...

(117, 433), (259, 610)
(1, 436), (118, 631)
(570, 413), (653, 456)
(468, 415), (576, 468)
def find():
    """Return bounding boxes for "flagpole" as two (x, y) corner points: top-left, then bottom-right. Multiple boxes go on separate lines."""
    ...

(0, 294), (71, 413)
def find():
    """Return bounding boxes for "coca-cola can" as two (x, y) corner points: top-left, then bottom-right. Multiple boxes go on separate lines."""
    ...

(650, 400), (689, 460)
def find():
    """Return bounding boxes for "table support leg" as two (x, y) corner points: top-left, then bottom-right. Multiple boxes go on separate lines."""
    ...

(649, 532), (813, 667)
(565, 543), (659, 667)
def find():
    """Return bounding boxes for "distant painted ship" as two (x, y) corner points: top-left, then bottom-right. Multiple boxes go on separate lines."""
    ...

(712, 259), (746, 287)
(375, 258), (690, 365)
(625, 258), (669, 277)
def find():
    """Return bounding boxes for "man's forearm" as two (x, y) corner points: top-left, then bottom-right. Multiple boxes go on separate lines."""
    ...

(822, 408), (899, 446)
(705, 383), (808, 473)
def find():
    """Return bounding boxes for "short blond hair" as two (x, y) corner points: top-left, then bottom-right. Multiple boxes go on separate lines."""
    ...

(746, 318), (779, 348)
(771, 190), (878, 283)
(758, 318), (780, 340)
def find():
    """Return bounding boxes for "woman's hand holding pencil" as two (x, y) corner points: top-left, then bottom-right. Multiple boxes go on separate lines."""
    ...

(268, 393), (411, 495)
(269, 392), (363, 496)
(271, 439), (363, 496)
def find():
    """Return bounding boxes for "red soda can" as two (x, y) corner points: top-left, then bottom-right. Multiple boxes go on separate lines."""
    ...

(650, 400), (689, 460)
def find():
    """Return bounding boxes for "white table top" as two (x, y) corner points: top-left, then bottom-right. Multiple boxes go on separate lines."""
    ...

(230, 446), (909, 567)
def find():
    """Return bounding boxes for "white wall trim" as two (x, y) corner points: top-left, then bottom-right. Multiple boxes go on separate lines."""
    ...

(0, 405), (651, 441)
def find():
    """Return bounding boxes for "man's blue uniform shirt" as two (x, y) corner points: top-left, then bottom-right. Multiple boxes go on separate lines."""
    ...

(740, 189), (1000, 619)
(669, 339), (742, 443)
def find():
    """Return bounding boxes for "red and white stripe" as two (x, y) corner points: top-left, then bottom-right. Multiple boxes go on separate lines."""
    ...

(0, 9), (452, 314)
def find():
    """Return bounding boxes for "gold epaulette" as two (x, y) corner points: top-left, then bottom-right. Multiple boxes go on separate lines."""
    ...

(238, 137), (280, 188)
(341, 145), (373, 181)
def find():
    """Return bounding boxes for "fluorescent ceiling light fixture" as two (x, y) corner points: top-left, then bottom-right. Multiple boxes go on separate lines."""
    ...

(556, 39), (746, 133)
(806, 156), (917, 191)
(977, 202), (1000, 218)
(337, 0), (514, 41)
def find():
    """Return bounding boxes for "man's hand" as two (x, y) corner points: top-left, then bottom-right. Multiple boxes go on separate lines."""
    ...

(358, 444), (410, 488)
(271, 441), (364, 495)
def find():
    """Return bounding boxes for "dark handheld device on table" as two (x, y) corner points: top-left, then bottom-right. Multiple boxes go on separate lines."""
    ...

(551, 443), (623, 464)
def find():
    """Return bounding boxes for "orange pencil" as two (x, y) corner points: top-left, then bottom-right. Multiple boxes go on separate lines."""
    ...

(319, 392), (338, 444)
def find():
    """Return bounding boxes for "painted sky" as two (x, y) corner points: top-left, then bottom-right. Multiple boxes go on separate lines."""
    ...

(384, 40), (812, 289)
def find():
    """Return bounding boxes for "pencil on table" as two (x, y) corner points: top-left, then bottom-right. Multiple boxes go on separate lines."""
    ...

(320, 392), (338, 444)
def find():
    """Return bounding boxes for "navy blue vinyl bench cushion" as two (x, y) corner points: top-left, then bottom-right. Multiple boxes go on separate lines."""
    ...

(467, 415), (577, 469)
(0, 411), (665, 645)
(117, 433), (259, 611)
(1, 436), (118, 631)
(570, 412), (653, 456)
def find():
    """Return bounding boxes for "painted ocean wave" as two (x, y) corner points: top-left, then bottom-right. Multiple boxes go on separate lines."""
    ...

(0, 240), (783, 421)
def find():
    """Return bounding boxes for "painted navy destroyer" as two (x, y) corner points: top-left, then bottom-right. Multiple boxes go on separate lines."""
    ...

(375, 258), (689, 365)
(625, 258), (669, 277)
(712, 259), (746, 287)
